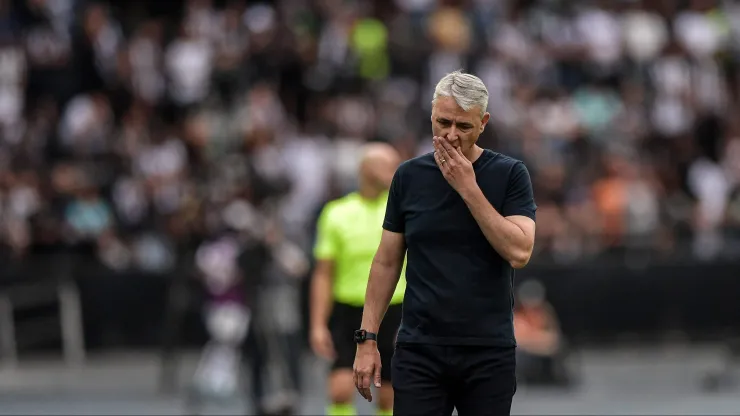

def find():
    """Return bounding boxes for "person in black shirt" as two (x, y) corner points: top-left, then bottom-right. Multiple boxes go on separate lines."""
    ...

(352, 71), (537, 416)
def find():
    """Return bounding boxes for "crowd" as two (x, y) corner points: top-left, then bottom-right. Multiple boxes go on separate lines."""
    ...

(2, 0), (740, 283)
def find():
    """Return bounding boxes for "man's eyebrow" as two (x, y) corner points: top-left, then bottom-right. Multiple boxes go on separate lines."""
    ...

(435, 118), (473, 127)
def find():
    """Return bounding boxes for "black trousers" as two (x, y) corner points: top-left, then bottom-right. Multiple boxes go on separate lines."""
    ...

(330, 302), (402, 381)
(392, 343), (517, 416)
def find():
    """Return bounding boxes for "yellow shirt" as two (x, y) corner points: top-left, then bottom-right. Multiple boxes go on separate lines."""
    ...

(313, 191), (406, 306)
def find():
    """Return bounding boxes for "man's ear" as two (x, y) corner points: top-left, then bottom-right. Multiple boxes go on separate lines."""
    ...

(481, 112), (490, 131)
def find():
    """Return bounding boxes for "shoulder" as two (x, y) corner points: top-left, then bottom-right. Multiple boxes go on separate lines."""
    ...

(394, 152), (437, 182)
(385, 153), (437, 192)
(481, 149), (525, 169)
(399, 152), (436, 172)
(479, 150), (531, 176)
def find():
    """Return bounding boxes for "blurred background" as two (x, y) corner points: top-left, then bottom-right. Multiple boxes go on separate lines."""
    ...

(1, 0), (740, 413)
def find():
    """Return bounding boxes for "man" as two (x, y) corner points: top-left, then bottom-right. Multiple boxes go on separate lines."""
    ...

(514, 280), (570, 387)
(353, 71), (537, 416)
(311, 143), (405, 416)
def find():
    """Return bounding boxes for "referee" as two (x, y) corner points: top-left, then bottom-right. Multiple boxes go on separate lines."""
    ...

(310, 143), (405, 416)
(353, 71), (537, 416)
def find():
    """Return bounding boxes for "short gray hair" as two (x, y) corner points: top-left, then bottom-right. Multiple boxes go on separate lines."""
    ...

(432, 70), (489, 118)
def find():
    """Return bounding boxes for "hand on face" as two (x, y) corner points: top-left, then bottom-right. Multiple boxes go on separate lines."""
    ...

(433, 136), (477, 195)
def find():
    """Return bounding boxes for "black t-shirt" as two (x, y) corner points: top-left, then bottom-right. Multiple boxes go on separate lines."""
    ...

(383, 149), (537, 347)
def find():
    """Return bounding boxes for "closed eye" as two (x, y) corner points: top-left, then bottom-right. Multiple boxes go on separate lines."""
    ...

(436, 118), (473, 131)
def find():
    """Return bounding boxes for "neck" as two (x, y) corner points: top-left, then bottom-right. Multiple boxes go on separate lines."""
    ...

(464, 145), (484, 163)
(358, 182), (383, 200)
(359, 188), (382, 200)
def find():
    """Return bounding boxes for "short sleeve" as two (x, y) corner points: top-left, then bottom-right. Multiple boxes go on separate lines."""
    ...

(313, 205), (339, 260)
(502, 162), (537, 221)
(382, 167), (405, 233)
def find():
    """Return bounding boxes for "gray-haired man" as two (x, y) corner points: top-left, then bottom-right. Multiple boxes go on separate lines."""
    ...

(352, 71), (537, 415)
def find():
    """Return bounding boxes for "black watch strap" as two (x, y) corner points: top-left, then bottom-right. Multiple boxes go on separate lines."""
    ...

(354, 329), (377, 344)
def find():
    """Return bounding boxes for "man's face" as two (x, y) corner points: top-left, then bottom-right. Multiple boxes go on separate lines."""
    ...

(431, 96), (490, 152)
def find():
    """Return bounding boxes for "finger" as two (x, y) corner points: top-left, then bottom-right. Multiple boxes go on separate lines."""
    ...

(439, 139), (461, 161)
(433, 138), (442, 155)
(439, 143), (454, 165)
(360, 386), (373, 402)
(374, 364), (382, 388)
(361, 373), (371, 389)
(326, 338), (336, 359)
(432, 144), (444, 166)
(315, 340), (334, 360)
(311, 339), (323, 355)
(432, 136), (444, 153)
(433, 150), (444, 167)
(454, 146), (465, 158)
(322, 347), (335, 361)
(434, 150), (450, 176)
(440, 141), (461, 165)
(355, 370), (370, 401)
(353, 370), (359, 390)
(434, 138), (452, 163)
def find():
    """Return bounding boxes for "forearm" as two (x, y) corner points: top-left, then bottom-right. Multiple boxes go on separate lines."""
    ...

(309, 271), (334, 330)
(360, 259), (402, 333)
(461, 187), (533, 267)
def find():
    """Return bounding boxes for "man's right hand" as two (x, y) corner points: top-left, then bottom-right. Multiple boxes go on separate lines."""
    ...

(353, 342), (382, 402)
(310, 326), (336, 361)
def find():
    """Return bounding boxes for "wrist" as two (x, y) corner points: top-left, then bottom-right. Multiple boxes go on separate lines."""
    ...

(354, 328), (378, 344)
(358, 340), (378, 349)
(310, 322), (328, 332)
(459, 183), (482, 202)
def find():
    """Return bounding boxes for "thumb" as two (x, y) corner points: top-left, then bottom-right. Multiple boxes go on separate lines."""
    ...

(374, 364), (382, 388)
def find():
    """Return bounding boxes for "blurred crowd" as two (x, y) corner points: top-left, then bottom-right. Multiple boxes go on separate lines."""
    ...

(2, 0), (740, 273)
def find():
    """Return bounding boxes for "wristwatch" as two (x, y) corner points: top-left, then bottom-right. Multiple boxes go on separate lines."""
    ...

(354, 329), (378, 344)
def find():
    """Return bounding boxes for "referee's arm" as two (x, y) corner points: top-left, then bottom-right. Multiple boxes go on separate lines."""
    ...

(360, 230), (406, 335)
(310, 258), (334, 332)
(310, 204), (339, 360)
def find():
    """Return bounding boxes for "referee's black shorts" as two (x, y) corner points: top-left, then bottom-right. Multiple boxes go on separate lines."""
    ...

(329, 301), (402, 382)
(392, 343), (517, 416)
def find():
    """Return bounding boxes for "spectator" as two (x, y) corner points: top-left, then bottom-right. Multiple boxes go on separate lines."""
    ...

(8, 0), (740, 379)
(514, 280), (571, 387)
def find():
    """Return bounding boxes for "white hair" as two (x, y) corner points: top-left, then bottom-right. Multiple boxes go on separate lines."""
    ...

(432, 70), (489, 118)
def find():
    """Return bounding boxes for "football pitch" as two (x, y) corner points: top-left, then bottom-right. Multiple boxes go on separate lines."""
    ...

(0, 345), (737, 415)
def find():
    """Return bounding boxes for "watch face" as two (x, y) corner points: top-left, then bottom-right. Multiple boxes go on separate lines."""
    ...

(354, 329), (366, 343)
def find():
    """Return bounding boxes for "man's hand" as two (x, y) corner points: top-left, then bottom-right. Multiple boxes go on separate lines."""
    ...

(353, 343), (382, 402)
(433, 137), (477, 195)
(309, 326), (336, 361)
